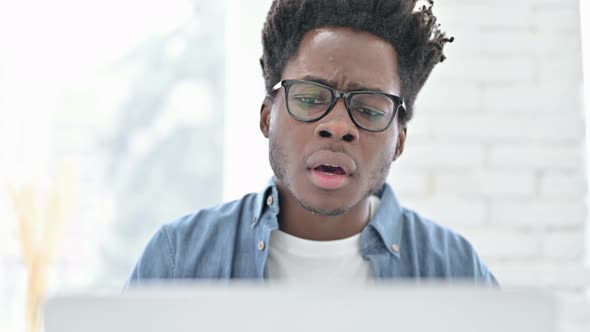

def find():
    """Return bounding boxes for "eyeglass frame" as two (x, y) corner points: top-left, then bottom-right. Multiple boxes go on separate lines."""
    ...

(271, 79), (406, 133)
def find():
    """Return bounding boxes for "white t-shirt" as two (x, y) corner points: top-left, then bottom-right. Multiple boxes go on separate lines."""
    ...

(265, 196), (380, 282)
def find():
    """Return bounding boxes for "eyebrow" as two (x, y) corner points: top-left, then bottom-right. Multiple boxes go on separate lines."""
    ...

(302, 75), (386, 93)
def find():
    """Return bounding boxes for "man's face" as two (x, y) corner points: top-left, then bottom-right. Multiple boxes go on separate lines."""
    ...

(260, 27), (405, 216)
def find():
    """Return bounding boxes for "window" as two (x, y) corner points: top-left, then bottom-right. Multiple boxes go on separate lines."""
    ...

(0, 1), (225, 330)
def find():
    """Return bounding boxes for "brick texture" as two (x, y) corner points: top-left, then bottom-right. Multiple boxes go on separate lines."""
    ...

(390, 0), (589, 331)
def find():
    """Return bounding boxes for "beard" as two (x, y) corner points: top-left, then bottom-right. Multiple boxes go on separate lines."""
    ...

(269, 136), (394, 217)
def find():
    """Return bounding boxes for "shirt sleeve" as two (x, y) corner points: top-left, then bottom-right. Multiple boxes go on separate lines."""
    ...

(477, 259), (500, 287)
(125, 225), (176, 288)
(466, 239), (499, 287)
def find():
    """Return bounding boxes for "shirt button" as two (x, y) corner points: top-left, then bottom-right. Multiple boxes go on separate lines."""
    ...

(257, 241), (265, 251)
(266, 195), (273, 206)
(392, 244), (400, 252)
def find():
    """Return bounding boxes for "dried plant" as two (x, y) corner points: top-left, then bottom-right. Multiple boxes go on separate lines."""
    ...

(9, 162), (77, 332)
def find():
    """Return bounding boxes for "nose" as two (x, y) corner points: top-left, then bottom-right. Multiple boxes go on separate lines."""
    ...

(313, 98), (360, 144)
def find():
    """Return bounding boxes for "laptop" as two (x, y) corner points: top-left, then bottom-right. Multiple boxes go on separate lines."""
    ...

(43, 283), (557, 332)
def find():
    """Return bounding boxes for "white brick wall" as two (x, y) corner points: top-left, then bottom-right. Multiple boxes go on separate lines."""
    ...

(489, 144), (584, 170)
(389, 0), (589, 330)
(542, 232), (586, 261)
(540, 172), (587, 198)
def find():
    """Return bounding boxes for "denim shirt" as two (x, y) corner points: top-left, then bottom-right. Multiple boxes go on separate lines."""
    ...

(127, 179), (497, 285)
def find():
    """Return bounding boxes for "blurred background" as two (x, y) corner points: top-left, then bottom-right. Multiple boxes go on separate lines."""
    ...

(0, 0), (589, 331)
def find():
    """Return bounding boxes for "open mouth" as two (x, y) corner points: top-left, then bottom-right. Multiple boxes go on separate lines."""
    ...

(309, 164), (349, 190)
(306, 150), (356, 190)
(314, 164), (347, 176)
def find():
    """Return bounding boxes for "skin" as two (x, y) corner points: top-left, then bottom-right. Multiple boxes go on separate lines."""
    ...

(259, 27), (406, 241)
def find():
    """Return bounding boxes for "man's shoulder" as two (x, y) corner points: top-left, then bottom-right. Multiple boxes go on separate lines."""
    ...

(399, 207), (471, 251)
(378, 183), (475, 255)
(126, 192), (260, 283)
(162, 192), (258, 243)
(398, 206), (496, 283)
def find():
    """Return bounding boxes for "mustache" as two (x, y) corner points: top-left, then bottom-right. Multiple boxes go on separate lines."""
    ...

(314, 143), (349, 154)
(308, 143), (358, 168)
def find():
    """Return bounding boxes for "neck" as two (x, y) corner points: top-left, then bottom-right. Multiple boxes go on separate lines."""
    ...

(276, 183), (371, 241)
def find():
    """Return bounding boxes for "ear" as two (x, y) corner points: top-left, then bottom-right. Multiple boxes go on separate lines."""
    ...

(393, 124), (407, 161)
(260, 97), (272, 138)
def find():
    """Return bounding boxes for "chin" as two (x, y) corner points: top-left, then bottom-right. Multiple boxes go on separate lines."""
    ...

(295, 185), (359, 216)
(297, 198), (351, 217)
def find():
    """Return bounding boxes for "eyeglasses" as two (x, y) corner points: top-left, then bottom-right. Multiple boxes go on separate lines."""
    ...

(272, 79), (405, 132)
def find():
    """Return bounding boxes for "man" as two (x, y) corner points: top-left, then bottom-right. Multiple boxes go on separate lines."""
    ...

(127, 0), (497, 284)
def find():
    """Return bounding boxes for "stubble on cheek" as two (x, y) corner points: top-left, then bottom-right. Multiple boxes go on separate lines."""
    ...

(268, 135), (288, 184)
(367, 151), (394, 196)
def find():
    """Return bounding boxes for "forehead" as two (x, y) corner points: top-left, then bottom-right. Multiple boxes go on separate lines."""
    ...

(281, 27), (401, 94)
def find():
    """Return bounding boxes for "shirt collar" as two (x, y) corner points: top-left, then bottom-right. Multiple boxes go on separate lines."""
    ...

(251, 178), (403, 258)
(251, 178), (280, 227)
(364, 182), (403, 258)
